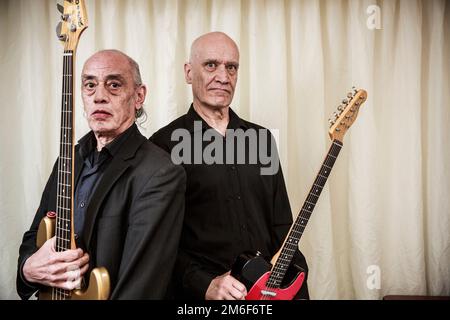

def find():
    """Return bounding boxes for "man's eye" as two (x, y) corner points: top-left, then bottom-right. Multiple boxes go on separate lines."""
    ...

(227, 65), (237, 73)
(84, 82), (96, 89)
(205, 62), (216, 70)
(109, 82), (121, 89)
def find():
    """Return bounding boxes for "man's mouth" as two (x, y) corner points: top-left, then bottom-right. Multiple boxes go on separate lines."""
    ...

(92, 109), (112, 119)
(209, 88), (230, 94)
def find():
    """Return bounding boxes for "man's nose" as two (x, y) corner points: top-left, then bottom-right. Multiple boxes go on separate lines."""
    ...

(215, 65), (230, 84)
(93, 84), (109, 104)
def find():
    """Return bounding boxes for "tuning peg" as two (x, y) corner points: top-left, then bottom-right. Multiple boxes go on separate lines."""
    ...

(347, 92), (353, 99)
(342, 99), (348, 104)
(352, 86), (358, 95)
(57, 3), (64, 14)
(337, 104), (344, 111)
(55, 22), (67, 41)
(328, 118), (335, 126)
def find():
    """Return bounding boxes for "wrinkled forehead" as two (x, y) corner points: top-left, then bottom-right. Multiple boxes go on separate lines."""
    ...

(82, 53), (133, 81)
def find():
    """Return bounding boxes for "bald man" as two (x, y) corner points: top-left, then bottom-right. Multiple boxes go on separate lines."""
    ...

(17, 50), (186, 299)
(150, 32), (309, 300)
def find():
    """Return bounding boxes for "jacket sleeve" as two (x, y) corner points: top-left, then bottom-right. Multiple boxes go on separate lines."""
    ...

(16, 160), (58, 299)
(110, 162), (186, 299)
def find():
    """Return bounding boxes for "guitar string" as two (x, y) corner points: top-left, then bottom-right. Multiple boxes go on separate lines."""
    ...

(265, 141), (341, 289)
(270, 141), (342, 289)
(55, 35), (72, 300)
(262, 141), (340, 297)
(262, 141), (342, 297)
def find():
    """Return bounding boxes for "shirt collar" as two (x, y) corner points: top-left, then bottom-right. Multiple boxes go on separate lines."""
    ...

(78, 123), (138, 160)
(185, 104), (249, 133)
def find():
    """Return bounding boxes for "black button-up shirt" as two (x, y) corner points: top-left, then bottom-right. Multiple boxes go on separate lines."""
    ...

(74, 124), (136, 236)
(150, 106), (308, 299)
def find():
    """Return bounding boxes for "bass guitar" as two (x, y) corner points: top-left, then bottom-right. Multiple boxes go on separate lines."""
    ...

(231, 88), (367, 300)
(35, 0), (110, 300)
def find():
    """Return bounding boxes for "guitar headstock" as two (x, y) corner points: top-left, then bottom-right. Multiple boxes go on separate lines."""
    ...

(55, 0), (88, 51)
(328, 87), (367, 142)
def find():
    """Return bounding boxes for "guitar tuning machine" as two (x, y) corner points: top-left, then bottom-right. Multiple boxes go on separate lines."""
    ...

(57, 3), (64, 14)
(55, 22), (67, 41)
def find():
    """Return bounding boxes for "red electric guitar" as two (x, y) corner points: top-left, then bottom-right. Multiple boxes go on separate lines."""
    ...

(231, 88), (367, 300)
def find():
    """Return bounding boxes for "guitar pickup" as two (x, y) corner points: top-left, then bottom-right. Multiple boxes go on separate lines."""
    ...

(261, 290), (277, 297)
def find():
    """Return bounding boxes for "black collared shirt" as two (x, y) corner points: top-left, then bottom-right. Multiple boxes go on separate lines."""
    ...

(74, 124), (136, 236)
(150, 105), (308, 299)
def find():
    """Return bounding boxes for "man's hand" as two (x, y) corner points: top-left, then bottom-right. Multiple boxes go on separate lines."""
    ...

(22, 237), (89, 290)
(205, 271), (247, 300)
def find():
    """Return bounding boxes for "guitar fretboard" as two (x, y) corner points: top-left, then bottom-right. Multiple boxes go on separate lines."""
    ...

(266, 140), (343, 288)
(54, 50), (74, 300)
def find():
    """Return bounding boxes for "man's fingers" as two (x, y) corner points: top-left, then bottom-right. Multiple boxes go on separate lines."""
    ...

(230, 279), (246, 293)
(78, 253), (90, 268)
(79, 261), (89, 277)
(54, 248), (84, 263)
(228, 286), (246, 300)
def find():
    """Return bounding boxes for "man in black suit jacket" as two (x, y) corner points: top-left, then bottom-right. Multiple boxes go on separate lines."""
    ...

(17, 50), (186, 299)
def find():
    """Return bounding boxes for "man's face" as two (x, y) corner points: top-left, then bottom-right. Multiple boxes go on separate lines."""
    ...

(185, 35), (239, 110)
(81, 52), (145, 138)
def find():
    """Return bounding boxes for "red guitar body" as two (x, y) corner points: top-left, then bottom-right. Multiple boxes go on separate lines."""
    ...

(231, 251), (305, 300)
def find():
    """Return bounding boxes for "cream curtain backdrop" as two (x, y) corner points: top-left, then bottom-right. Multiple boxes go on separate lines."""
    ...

(0, 0), (449, 299)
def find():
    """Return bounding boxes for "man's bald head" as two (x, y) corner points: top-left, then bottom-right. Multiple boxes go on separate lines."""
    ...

(83, 49), (143, 87)
(185, 32), (240, 111)
(189, 32), (240, 64)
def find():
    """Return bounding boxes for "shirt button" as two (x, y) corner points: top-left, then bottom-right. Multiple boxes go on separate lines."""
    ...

(80, 201), (85, 208)
(231, 166), (236, 170)
(236, 195), (241, 200)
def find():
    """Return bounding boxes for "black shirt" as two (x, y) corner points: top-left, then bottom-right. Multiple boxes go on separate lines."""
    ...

(150, 105), (308, 299)
(74, 124), (136, 237)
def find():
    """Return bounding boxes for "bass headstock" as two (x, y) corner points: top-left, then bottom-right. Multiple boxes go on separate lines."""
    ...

(55, 0), (88, 51)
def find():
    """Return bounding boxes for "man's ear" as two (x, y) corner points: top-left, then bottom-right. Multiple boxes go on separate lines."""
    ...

(184, 62), (193, 84)
(135, 84), (147, 107)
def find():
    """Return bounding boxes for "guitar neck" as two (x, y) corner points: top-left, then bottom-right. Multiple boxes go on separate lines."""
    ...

(55, 50), (75, 252)
(267, 140), (343, 288)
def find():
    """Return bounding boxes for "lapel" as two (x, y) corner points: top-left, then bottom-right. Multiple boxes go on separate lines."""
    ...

(74, 145), (84, 188)
(81, 126), (147, 249)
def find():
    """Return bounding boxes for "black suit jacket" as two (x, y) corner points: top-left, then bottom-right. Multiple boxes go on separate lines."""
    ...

(17, 125), (186, 299)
